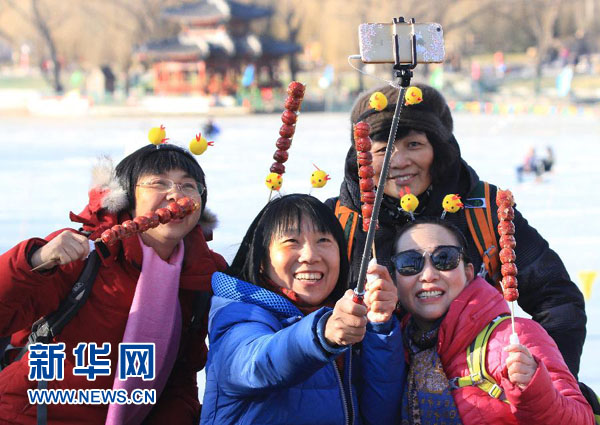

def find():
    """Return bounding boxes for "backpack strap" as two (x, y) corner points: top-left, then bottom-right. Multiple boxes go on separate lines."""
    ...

(5, 248), (102, 425)
(450, 315), (511, 403)
(31, 249), (102, 345)
(7, 249), (102, 365)
(464, 181), (501, 284)
(578, 382), (600, 425)
(334, 199), (359, 261)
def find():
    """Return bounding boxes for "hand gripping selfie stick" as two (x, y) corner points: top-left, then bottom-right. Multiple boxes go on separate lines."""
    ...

(353, 17), (418, 304)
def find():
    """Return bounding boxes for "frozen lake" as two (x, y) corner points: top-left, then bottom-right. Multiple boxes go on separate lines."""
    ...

(0, 111), (598, 394)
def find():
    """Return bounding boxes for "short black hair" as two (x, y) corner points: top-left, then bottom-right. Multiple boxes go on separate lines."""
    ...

(394, 216), (471, 264)
(114, 144), (207, 211)
(229, 194), (349, 301)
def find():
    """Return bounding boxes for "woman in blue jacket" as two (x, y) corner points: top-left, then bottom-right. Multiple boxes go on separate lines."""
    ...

(200, 194), (405, 425)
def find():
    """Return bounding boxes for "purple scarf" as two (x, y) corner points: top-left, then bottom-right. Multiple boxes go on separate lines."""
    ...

(105, 236), (184, 425)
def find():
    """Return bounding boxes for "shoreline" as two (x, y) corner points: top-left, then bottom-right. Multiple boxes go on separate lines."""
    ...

(1, 89), (598, 118)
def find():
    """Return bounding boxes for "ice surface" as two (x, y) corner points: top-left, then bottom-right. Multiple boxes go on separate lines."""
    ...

(1, 111), (598, 394)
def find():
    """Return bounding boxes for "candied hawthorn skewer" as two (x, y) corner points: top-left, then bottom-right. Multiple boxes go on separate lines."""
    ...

(353, 121), (379, 305)
(353, 121), (375, 232)
(496, 188), (520, 344)
(497, 190), (518, 302)
(31, 197), (200, 271)
(266, 81), (305, 195)
(99, 197), (200, 246)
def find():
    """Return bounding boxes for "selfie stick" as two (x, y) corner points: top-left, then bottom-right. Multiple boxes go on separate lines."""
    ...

(353, 17), (418, 304)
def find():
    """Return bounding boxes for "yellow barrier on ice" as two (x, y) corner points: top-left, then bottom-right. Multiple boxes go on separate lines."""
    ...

(578, 271), (597, 301)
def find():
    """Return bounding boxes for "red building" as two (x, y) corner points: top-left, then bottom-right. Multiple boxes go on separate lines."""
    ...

(135, 0), (301, 96)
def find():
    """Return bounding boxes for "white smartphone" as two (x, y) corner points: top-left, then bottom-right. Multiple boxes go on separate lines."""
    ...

(358, 22), (445, 64)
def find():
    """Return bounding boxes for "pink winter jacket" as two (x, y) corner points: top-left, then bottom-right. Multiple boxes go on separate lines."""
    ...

(437, 277), (593, 425)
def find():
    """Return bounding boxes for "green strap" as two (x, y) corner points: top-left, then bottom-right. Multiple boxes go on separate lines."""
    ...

(454, 315), (511, 403)
(464, 181), (501, 283)
(340, 211), (356, 244)
(464, 181), (489, 271)
(595, 392), (600, 425)
(464, 180), (486, 208)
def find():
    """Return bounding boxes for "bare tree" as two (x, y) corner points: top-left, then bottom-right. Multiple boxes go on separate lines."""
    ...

(0, 0), (597, 97)
(433, 0), (501, 33)
(3, 0), (64, 92)
(493, 0), (565, 93)
(0, 4), (13, 43)
(258, 0), (305, 81)
(525, 0), (563, 93)
(85, 0), (180, 94)
(30, 0), (62, 92)
(283, 4), (302, 81)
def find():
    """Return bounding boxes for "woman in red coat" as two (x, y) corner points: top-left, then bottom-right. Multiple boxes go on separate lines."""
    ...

(0, 144), (227, 425)
(393, 217), (593, 425)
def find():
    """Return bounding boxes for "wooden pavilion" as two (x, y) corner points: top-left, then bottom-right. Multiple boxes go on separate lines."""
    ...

(135, 0), (301, 96)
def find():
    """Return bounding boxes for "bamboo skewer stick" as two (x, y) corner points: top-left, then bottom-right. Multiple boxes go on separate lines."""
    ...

(30, 258), (59, 272)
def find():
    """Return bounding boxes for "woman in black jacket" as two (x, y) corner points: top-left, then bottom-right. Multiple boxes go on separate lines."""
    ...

(326, 83), (586, 379)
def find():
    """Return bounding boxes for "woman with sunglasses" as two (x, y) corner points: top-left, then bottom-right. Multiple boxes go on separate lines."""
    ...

(393, 217), (593, 425)
(0, 144), (227, 424)
(327, 83), (586, 384)
(200, 194), (404, 425)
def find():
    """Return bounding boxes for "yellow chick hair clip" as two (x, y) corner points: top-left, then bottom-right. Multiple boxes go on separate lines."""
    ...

(148, 124), (168, 145)
(310, 164), (331, 189)
(369, 91), (388, 111)
(399, 186), (419, 220)
(147, 125), (216, 159)
(441, 194), (464, 219)
(265, 172), (283, 191)
(404, 86), (423, 105)
(189, 133), (214, 155)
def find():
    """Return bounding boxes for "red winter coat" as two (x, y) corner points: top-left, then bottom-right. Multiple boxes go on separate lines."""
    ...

(0, 218), (227, 425)
(435, 277), (593, 425)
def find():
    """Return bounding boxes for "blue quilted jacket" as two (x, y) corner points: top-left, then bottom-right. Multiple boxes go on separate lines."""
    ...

(199, 272), (405, 425)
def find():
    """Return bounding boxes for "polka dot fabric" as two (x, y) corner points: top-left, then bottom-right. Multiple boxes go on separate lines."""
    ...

(212, 272), (302, 318)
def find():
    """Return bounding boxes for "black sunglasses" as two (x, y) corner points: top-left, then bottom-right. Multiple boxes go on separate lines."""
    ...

(391, 245), (464, 276)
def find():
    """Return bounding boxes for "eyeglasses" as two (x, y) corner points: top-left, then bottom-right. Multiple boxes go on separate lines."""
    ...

(391, 245), (463, 276)
(136, 178), (205, 197)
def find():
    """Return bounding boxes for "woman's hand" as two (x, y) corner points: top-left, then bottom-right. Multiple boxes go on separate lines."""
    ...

(324, 290), (368, 347)
(505, 343), (538, 389)
(364, 263), (398, 323)
(30, 230), (90, 271)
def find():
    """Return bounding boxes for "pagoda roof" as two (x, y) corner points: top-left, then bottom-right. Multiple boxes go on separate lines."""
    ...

(162, 0), (272, 24)
(135, 37), (208, 62)
(208, 34), (260, 59)
(136, 34), (301, 62)
(259, 35), (302, 57)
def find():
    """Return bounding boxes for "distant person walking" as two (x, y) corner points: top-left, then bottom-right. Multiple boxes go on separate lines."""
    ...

(516, 146), (554, 183)
(516, 146), (541, 183)
(202, 117), (220, 140)
(541, 145), (555, 173)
